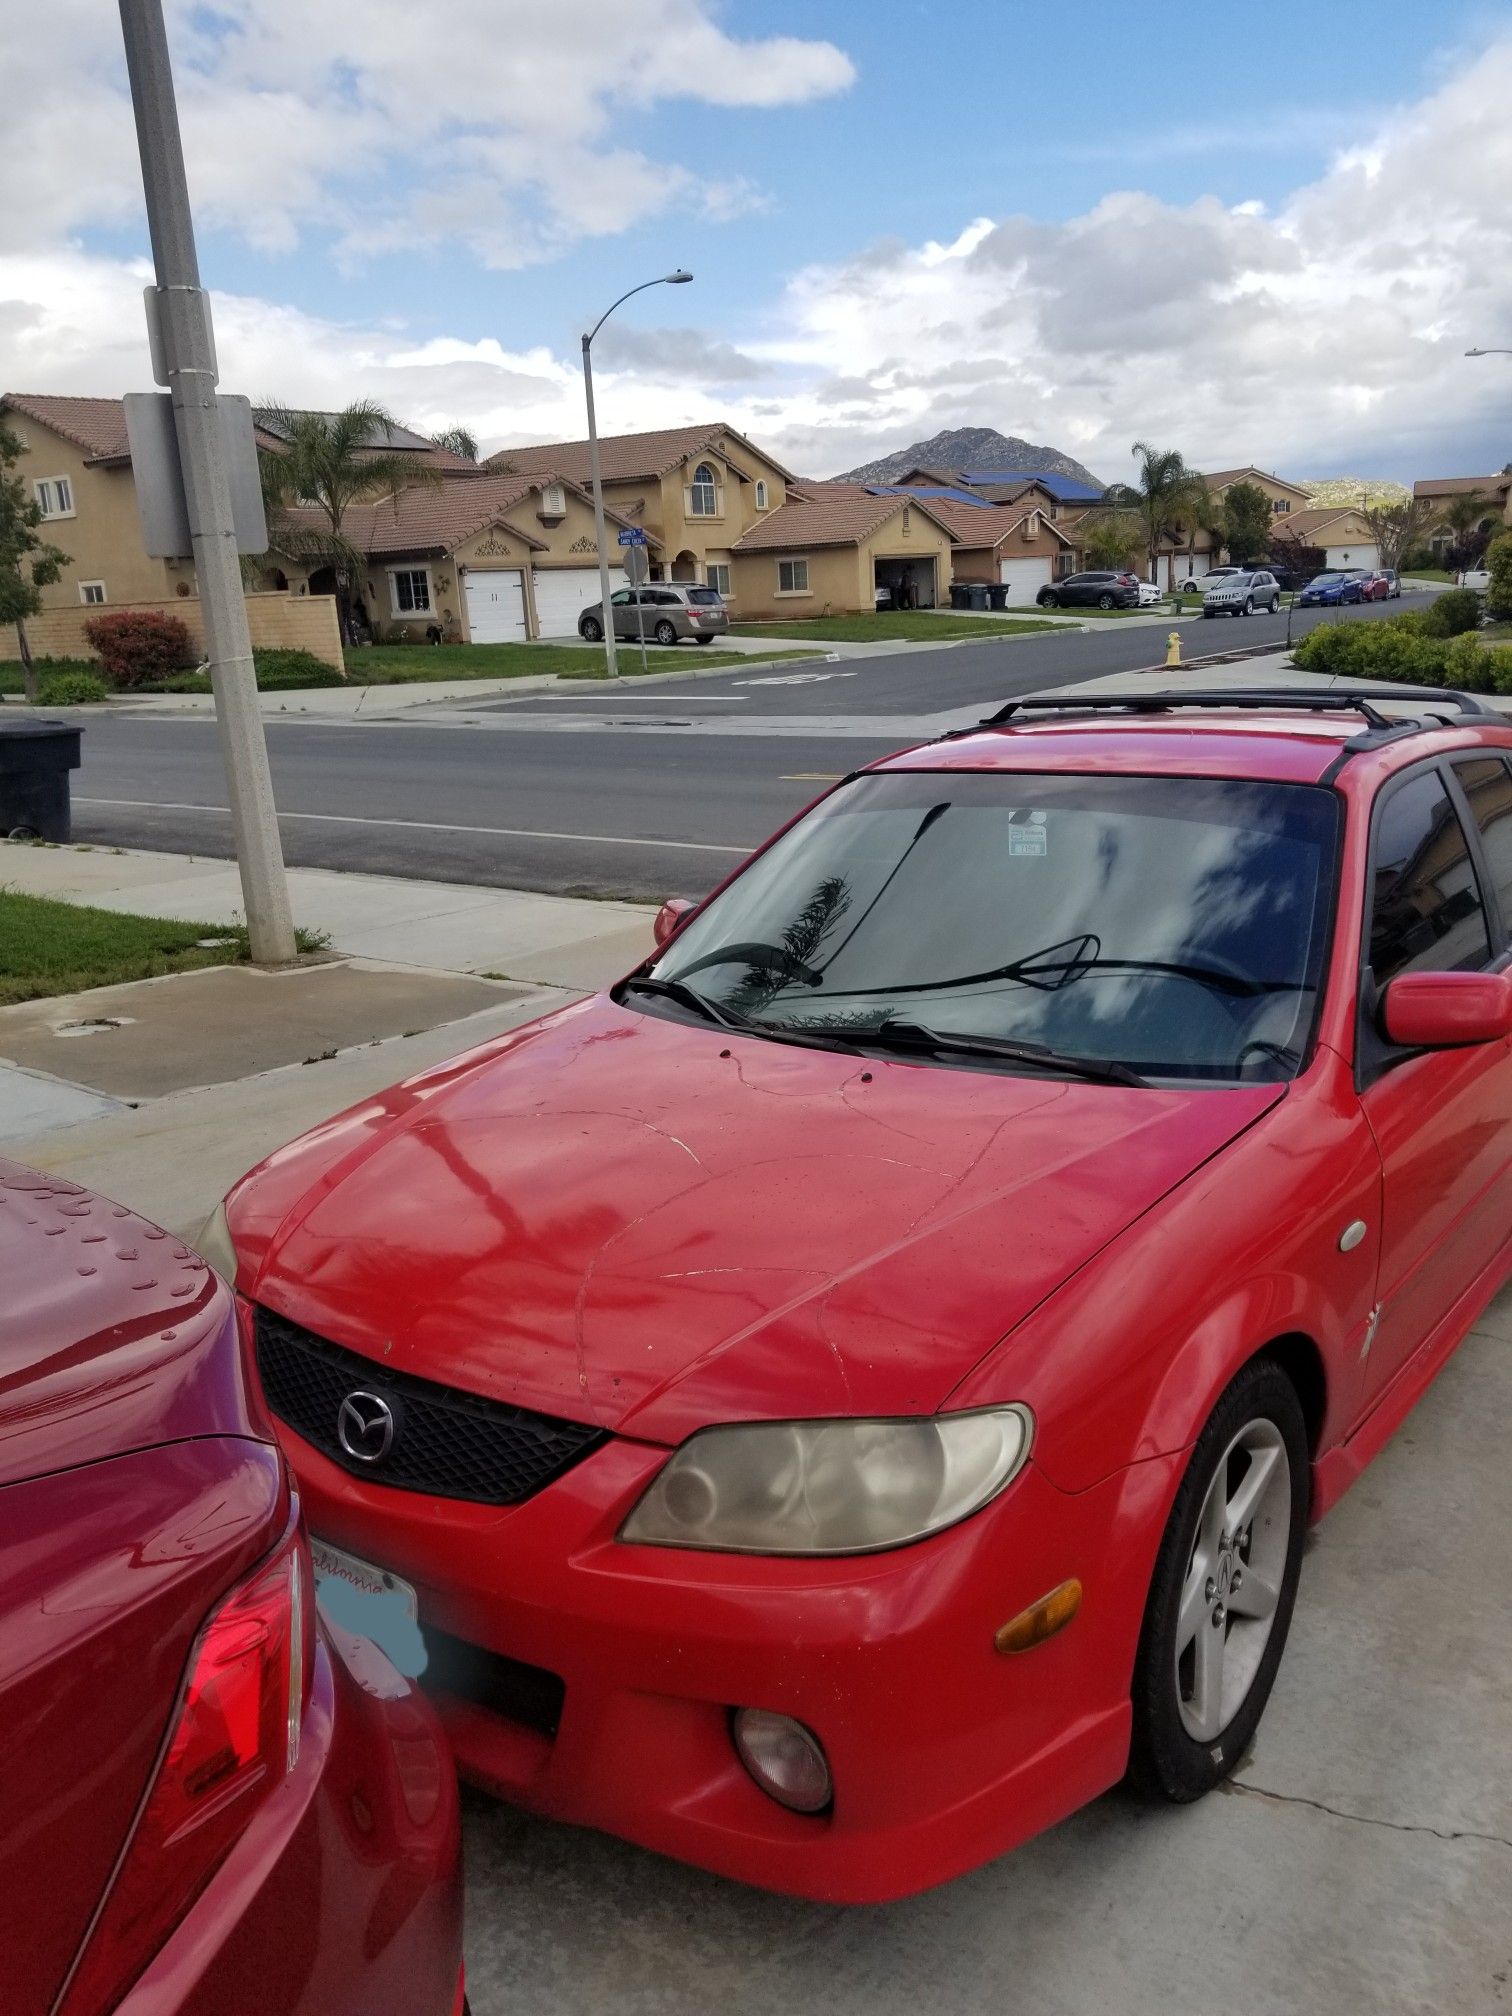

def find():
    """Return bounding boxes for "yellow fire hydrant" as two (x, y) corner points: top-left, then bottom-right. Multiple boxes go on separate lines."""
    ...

(1165, 630), (1182, 668)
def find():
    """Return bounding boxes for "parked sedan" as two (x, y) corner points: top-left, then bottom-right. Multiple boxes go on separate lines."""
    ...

(2, 1163), (465, 2016)
(1136, 580), (1164, 607)
(1179, 565), (1243, 595)
(579, 584), (730, 645)
(1359, 572), (1393, 602)
(1201, 569), (1282, 617)
(1036, 570), (1140, 609)
(1297, 570), (1368, 607)
(217, 687), (1512, 1904)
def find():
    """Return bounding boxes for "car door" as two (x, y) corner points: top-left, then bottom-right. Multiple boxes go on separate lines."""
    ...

(1356, 757), (1512, 1410)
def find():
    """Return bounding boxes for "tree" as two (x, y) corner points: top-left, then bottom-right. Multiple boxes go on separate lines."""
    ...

(0, 421), (69, 705)
(1221, 481), (1273, 566)
(1486, 533), (1512, 622)
(432, 425), (479, 463)
(1078, 508), (1145, 571)
(1359, 496), (1439, 572)
(1105, 442), (1214, 584)
(1438, 491), (1499, 571)
(256, 402), (442, 646)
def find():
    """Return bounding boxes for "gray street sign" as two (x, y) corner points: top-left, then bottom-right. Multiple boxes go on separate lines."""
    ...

(123, 391), (268, 558)
(622, 542), (649, 585)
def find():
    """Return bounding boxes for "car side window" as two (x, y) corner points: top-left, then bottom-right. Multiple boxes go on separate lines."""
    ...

(610, 589), (633, 605)
(1369, 769), (1492, 988)
(1452, 757), (1512, 947)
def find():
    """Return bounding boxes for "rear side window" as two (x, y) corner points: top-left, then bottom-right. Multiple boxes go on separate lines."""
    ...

(686, 587), (722, 604)
(1369, 769), (1491, 986)
(1453, 757), (1512, 942)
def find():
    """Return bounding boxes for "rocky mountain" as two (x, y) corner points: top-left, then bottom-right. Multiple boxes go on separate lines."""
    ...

(1296, 476), (1410, 507)
(835, 427), (1104, 490)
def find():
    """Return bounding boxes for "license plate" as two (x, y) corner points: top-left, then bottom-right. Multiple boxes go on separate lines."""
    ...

(311, 1536), (428, 1677)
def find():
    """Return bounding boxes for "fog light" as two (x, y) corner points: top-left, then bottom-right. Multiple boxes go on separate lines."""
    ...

(732, 1708), (832, 1813)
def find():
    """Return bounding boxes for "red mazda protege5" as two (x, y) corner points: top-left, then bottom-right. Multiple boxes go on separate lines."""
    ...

(211, 687), (1512, 1903)
(1, 1163), (465, 2015)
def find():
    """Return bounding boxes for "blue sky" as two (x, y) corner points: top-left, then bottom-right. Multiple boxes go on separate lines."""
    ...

(5, 0), (1511, 480)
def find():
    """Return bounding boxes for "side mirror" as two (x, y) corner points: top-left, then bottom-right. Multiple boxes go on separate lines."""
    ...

(1380, 970), (1512, 1050)
(653, 897), (696, 948)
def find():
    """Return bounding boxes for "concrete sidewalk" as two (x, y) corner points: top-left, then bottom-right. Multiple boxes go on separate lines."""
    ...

(0, 843), (653, 1234)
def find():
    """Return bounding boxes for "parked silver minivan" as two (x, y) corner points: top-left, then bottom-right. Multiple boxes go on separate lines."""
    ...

(578, 584), (730, 645)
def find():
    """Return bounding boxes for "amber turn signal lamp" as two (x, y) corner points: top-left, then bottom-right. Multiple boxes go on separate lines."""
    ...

(994, 1578), (1082, 1655)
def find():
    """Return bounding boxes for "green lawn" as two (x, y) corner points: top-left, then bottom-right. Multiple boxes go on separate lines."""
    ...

(0, 887), (325, 1006)
(1001, 603), (1161, 619)
(1402, 568), (1457, 584)
(728, 612), (1065, 643)
(343, 643), (818, 682)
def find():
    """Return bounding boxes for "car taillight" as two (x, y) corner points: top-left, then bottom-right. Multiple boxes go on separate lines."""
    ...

(57, 1514), (314, 2016)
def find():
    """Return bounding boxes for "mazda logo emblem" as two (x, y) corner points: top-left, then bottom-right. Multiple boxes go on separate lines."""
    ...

(336, 1389), (396, 1464)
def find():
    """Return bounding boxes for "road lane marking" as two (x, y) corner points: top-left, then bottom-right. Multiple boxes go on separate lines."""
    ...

(75, 798), (752, 854)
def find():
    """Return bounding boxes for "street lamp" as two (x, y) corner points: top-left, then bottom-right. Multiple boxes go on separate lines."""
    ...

(1465, 347), (1512, 357)
(582, 271), (693, 678)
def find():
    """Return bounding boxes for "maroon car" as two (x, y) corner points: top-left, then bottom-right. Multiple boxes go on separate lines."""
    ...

(0, 1162), (465, 2016)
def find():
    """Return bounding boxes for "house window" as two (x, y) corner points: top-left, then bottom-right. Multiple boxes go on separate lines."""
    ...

(706, 563), (732, 596)
(777, 557), (809, 594)
(389, 567), (432, 615)
(754, 480), (769, 510)
(540, 483), (565, 515)
(689, 462), (718, 517)
(78, 581), (106, 605)
(34, 476), (74, 519)
(1271, 498), (1291, 514)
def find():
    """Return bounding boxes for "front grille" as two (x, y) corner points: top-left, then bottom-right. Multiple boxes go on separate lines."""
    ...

(424, 1625), (565, 1738)
(255, 1305), (606, 1505)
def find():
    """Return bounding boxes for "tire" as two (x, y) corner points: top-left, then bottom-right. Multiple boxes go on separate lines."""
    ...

(695, 634), (715, 645)
(579, 616), (603, 642)
(654, 619), (678, 646)
(1269, 596), (1281, 614)
(1201, 609), (1215, 619)
(1242, 596), (1254, 616)
(1097, 593), (1115, 610)
(1038, 593), (1060, 609)
(1129, 1357), (1309, 1803)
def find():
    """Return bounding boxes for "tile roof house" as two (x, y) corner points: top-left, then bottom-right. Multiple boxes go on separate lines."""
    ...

(730, 483), (957, 618)
(921, 495), (1078, 600)
(1273, 505), (1380, 571)
(1201, 465), (1314, 519)
(268, 470), (652, 643)
(486, 422), (796, 604)
(1412, 472), (1512, 554)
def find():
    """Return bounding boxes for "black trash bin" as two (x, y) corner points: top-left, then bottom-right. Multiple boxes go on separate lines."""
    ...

(949, 581), (971, 611)
(966, 582), (991, 611)
(0, 717), (83, 841)
(986, 582), (1011, 610)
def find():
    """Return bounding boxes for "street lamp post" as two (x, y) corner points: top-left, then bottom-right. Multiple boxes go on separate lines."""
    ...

(582, 271), (692, 678)
(1465, 347), (1512, 357)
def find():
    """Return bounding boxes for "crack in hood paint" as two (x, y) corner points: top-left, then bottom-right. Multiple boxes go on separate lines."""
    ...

(239, 998), (1283, 1443)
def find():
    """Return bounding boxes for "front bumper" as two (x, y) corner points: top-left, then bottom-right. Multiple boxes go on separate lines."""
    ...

(117, 1621), (463, 2016)
(277, 1420), (1181, 1902)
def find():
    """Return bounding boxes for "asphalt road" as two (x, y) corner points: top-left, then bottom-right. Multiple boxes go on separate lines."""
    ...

(68, 596), (1428, 903)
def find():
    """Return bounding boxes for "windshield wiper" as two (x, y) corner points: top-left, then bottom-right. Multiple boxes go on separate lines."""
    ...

(618, 974), (761, 1032)
(862, 1018), (1149, 1087)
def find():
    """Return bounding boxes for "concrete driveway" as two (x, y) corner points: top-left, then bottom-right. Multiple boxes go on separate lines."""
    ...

(460, 1287), (1512, 2016)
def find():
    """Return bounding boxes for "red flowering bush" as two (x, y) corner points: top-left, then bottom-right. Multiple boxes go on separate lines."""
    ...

(83, 610), (197, 688)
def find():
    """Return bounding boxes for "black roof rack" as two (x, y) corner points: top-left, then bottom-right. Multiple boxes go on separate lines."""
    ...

(962, 688), (1498, 735)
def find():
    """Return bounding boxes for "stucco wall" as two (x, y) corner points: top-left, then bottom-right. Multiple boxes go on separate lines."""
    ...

(3, 415), (194, 608)
(732, 543), (866, 620)
(1, 592), (345, 670)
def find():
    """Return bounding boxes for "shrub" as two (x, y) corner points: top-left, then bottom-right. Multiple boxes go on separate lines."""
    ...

(251, 648), (344, 690)
(83, 609), (197, 687)
(1420, 586), (1485, 638)
(38, 669), (110, 705)
(1442, 630), (1496, 693)
(1486, 533), (1512, 623)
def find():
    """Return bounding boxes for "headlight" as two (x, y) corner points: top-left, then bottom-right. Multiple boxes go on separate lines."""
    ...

(620, 1406), (1033, 1556)
(195, 1198), (239, 1286)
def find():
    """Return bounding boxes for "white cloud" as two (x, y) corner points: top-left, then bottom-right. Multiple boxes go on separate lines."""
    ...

(3, 20), (1510, 485)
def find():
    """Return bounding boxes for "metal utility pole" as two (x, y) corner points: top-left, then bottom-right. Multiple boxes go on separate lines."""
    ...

(581, 271), (693, 679)
(118, 0), (296, 964)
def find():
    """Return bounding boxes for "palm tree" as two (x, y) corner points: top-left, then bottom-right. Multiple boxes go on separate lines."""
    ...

(432, 425), (479, 463)
(1105, 442), (1215, 585)
(1437, 490), (1498, 569)
(256, 401), (442, 644)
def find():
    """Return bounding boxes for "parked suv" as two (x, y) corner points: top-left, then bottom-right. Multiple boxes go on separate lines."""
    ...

(1202, 570), (1283, 617)
(579, 584), (730, 645)
(1036, 571), (1140, 610)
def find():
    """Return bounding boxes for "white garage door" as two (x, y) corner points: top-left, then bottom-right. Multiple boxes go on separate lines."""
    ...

(998, 557), (1053, 602)
(532, 565), (626, 637)
(463, 569), (526, 642)
(1325, 543), (1379, 572)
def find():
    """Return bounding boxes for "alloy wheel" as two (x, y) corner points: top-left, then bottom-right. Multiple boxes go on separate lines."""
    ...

(1174, 1419), (1291, 1742)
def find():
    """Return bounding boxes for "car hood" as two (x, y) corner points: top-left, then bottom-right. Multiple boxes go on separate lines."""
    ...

(236, 997), (1283, 1444)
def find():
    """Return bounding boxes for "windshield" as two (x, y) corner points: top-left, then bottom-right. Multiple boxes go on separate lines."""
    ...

(686, 587), (723, 604)
(648, 771), (1340, 1083)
